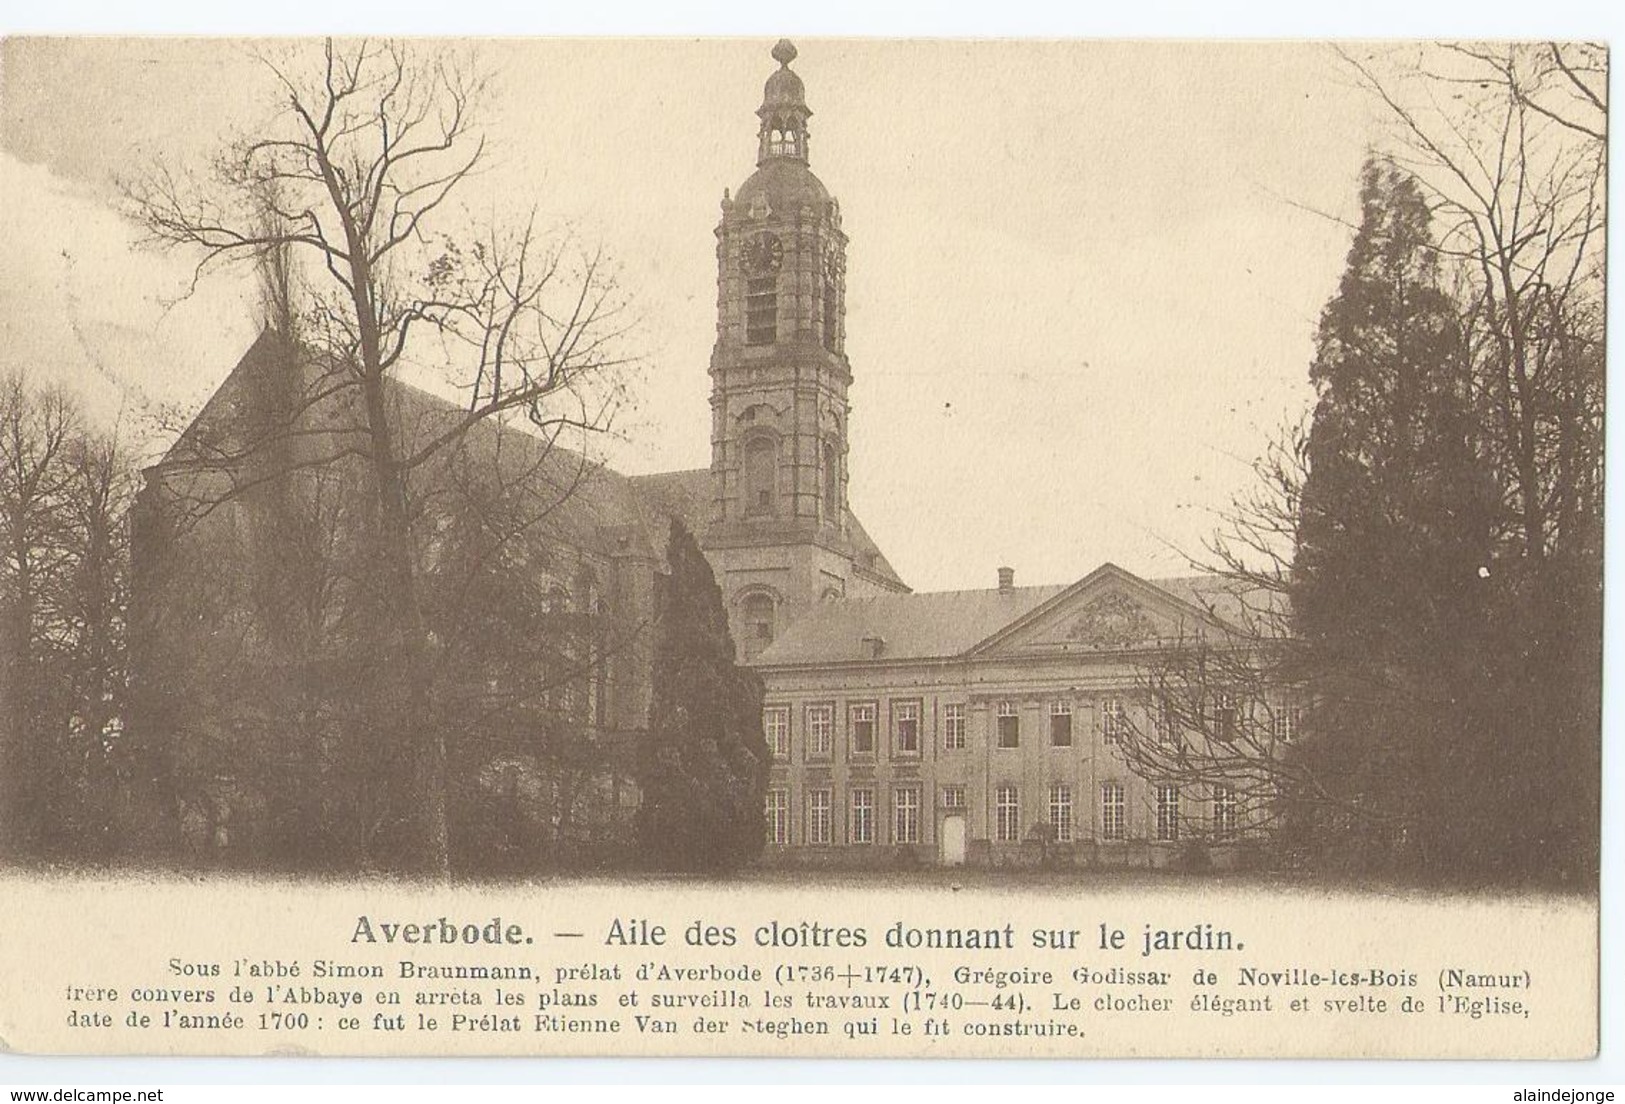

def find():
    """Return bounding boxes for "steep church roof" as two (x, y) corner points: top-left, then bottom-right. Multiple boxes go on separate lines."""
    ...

(151, 332), (908, 584)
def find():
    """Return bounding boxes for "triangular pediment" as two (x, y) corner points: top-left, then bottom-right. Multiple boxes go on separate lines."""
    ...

(967, 564), (1232, 658)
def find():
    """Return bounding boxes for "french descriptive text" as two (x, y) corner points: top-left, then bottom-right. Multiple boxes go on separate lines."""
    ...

(46, 912), (1537, 1051)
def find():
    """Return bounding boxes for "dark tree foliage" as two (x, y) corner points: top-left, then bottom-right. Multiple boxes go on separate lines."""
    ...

(1286, 158), (1501, 877)
(638, 520), (767, 873)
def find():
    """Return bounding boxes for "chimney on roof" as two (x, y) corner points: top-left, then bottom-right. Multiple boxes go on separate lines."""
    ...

(998, 566), (1015, 593)
(861, 635), (886, 658)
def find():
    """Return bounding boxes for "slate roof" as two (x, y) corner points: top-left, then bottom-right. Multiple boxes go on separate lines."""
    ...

(757, 568), (1286, 666)
(756, 584), (1069, 665)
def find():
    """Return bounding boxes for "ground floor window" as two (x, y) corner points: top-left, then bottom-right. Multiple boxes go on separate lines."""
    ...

(1213, 785), (1237, 840)
(1101, 782), (1125, 841)
(765, 789), (789, 845)
(1156, 784), (1180, 842)
(807, 788), (832, 845)
(1049, 783), (1073, 842)
(941, 784), (965, 810)
(850, 787), (874, 845)
(893, 786), (920, 844)
(995, 784), (1020, 842)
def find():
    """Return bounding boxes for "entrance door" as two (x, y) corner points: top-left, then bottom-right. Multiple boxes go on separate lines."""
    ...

(940, 814), (967, 866)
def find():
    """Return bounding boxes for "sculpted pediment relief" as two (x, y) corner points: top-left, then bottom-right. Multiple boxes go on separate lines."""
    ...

(1064, 592), (1156, 649)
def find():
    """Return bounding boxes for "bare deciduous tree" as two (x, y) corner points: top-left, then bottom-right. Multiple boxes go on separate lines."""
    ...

(124, 39), (634, 876)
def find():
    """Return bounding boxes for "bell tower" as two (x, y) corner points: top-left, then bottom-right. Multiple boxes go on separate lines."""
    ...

(699, 40), (904, 660)
(710, 38), (850, 540)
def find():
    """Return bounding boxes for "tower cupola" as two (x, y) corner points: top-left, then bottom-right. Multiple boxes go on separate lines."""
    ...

(757, 39), (811, 165)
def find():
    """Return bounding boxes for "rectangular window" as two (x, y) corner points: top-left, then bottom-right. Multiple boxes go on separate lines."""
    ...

(850, 788), (874, 845)
(1050, 700), (1073, 746)
(943, 703), (966, 750)
(1049, 783), (1074, 843)
(996, 700), (1020, 749)
(1154, 698), (1177, 746)
(849, 702), (877, 756)
(892, 700), (921, 755)
(765, 789), (789, 846)
(893, 786), (920, 845)
(807, 789), (832, 846)
(1213, 785), (1238, 841)
(1213, 693), (1238, 741)
(941, 784), (966, 810)
(1156, 784), (1181, 842)
(995, 785), (1020, 843)
(1101, 782), (1126, 842)
(1101, 697), (1126, 744)
(806, 703), (833, 759)
(1272, 700), (1300, 744)
(746, 276), (777, 345)
(764, 705), (790, 759)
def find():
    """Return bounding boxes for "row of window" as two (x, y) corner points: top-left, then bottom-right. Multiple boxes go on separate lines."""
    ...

(764, 782), (1243, 846)
(763, 698), (1299, 758)
(765, 698), (1125, 759)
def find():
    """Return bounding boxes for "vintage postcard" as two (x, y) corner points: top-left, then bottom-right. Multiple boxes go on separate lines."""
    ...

(0, 38), (1603, 1059)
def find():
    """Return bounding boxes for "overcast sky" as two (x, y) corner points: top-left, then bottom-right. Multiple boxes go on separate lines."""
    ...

(0, 38), (1387, 592)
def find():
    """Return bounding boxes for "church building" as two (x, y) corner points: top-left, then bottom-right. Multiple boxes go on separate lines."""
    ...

(134, 41), (1276, 870)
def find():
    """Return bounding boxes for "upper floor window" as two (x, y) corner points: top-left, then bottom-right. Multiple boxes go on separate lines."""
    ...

(1101, 697), (1127, 744)
(743, 437), (777, 516)
(996, 700), (1020, 749)
(892, 700), (921, 755)
(763, 705), (790, 759)
(805, 703), (833, 759)
(849, 702), (877, 756)
(1212, 693), (1239, 742)
(746, 276), (778, 345)
(1050, 700), (1073, 747)
(1272, 699), (1301, 744)
(943, 703), (966, 750)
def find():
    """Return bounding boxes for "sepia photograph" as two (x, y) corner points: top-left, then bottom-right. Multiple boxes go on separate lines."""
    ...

(0, 32), (1607, 1067)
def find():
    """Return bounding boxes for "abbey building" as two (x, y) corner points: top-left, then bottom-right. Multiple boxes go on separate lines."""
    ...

(135, 41), (1274, 870)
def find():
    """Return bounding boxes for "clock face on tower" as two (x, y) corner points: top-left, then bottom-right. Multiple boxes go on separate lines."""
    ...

(822, 239), (844, 285)
(743, 232), (784, 275)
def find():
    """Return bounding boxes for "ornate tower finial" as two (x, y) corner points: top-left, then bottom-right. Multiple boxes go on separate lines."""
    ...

(757, 38), (811, 165)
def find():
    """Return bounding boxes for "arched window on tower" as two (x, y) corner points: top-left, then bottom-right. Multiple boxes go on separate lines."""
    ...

(743, 436), (777, 516)
(742, 592), (777, 658)
(823, 442), (840, 521)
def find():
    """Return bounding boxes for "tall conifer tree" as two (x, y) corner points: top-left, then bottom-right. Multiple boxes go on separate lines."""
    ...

(1290, 158), (1497, 876)
(637, 520), (768, 872)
